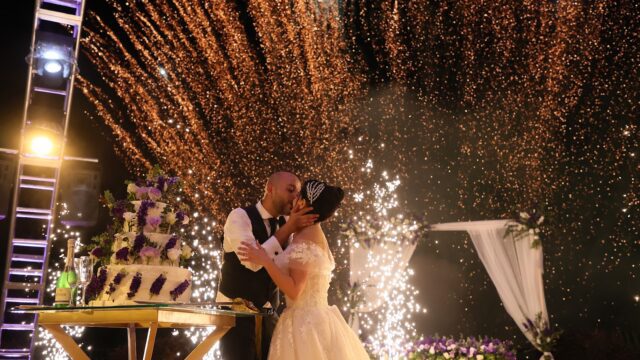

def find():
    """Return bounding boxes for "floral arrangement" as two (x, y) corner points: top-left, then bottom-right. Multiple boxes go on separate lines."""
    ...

(87, 165), (193, 267)
(523, 312), (561, 359)
(504, 209), (545, 249)
(84, 166), (194, 303)
(405, 336), (517, 360)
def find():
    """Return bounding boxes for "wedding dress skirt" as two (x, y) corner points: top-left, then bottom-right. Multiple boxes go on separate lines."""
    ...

(268, 241), (369, 360)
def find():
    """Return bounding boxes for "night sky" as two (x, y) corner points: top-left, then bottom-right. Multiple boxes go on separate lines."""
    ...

(1, 1), (639, 359)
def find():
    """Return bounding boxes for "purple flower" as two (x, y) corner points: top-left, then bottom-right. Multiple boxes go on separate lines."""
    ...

(149, 274), (167, 296)
(107, 270), (127, 295)
(137, 200), (154, 228)
(148, 187), (162, 201)
(133, 234), (147, 253)
(127, 272), (142, 298)
(85, 267), (108, 302)
(115, 247), (130, 261)
(175, 211), (186, 224)
(140, 246), (161, 259)
(156, 176), (166, 191)
(165, 236), (178, 251)
(146, 215), (161, 229)
(135, 186), (148, 200)
(111, 200), (128, 219)
(169, 280), (190, 301)
(90, 247), (104, 258)
(167, 176), (179, 185)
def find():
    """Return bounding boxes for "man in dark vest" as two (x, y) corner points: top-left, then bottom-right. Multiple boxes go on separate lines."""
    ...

(218, 171), (318, 359)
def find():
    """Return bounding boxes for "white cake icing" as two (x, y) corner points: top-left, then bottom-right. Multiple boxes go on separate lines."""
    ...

(89, 264), (192, 306)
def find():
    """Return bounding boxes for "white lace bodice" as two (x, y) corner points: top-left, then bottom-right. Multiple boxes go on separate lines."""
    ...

(274, 241), (335, 308)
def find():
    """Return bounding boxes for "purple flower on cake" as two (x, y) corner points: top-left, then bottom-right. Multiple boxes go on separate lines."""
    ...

(106, 270), (127, 295)
(165, 236), (178, 250)
(148, 187), (162, 201)
(90, 247), (104, 258)
(135, 186), (149, 200)
(169, 280), (190, 301)
(127, 272), (143, 298)
(111, 200), (129, 220)
(85, 267), (108, 302)
(167, 176), (179, 186)
(149, 273), (167, 297)
(175, 211), (189, 225)
(156, 176), (166, 191)
(137, 200), (154, 228)
(115, 247), (130, 261)
(146, 215), (162, 229)
(133, 234), (147, 253)
(140, 246), (161, 263)
(175, 211), (184, 223)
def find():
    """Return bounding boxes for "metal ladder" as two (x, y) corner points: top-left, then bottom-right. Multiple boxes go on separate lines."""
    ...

(0, 1), (87, 358)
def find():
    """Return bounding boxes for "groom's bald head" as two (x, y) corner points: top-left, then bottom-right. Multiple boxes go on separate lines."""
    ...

(263, 171), (301, 216)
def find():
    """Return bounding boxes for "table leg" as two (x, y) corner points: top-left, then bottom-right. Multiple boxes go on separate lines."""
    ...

(127, 324), (137, 360)
(143, 322), (158, 360)
(184, 326), (232, 360)
(41, 324), (90, 360)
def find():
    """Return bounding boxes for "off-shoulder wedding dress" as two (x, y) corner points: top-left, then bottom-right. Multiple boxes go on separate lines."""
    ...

(269, 239), (370, 360)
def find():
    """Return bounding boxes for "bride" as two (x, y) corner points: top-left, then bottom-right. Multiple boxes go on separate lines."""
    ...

(238, 180), (370, 360)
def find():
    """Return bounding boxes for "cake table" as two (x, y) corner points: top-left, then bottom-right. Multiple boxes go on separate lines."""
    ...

(14, 304), (254, 360)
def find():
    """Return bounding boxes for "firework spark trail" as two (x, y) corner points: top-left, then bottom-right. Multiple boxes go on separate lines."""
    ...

(81, 0), (373, 228)
(76, 0), (639, 354)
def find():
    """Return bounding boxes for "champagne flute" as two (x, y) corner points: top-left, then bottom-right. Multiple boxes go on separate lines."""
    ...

(75, 256), (93, 306)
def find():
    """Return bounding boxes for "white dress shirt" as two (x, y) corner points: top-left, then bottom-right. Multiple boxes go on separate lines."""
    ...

(216, 201), (287, 304)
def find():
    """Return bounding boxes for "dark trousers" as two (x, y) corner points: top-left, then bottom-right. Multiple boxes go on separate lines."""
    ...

(219, 311), (278, 360)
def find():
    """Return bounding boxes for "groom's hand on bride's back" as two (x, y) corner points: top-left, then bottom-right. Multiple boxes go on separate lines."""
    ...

(274, 204), (318, 245)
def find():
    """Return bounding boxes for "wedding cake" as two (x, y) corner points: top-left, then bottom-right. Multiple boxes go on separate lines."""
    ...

(85, 167), (193, 305)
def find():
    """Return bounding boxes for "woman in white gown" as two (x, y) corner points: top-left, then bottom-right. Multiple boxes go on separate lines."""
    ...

(238, 180), (370, 360)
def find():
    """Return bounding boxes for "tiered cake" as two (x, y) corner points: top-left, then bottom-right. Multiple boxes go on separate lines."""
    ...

(86, 168), (193, 305)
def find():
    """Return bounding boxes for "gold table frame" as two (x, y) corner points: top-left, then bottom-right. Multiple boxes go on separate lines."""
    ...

(20, 305), (240, 360)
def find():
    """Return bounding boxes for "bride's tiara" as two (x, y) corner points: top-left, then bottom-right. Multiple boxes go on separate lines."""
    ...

(306, 181), (325, 204)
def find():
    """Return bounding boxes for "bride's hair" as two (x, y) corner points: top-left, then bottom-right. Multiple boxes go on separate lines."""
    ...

(301, 180), (344, 223)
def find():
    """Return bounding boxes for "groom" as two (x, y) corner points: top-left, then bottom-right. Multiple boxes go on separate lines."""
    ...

(217, 171), (318, 360)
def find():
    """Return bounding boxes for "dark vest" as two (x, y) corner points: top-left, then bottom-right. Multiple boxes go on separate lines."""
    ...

(218, 205), (284, 308)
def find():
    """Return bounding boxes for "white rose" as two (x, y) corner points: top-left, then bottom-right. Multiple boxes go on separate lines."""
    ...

(181, 245), (192, 259)
(123, 212), (136, 221)
(166, 212), (177, 225)
(182, 215), (189, 225)
(127, 183), (138, 194)
(167, 248), (181, 261)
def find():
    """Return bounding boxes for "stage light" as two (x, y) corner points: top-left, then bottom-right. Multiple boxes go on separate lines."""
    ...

(24, 120), (63, 158)
(30, 135), (54, 156)
(43, 60), (62, 74)
(35, 42), (72, 78)
(32, 31), (75, 80)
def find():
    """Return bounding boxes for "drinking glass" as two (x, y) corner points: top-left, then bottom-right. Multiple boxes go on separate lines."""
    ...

(75, 256), (93, 306)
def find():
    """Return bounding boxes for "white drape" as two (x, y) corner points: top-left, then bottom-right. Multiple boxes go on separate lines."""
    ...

(431, 220), (552, 359)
